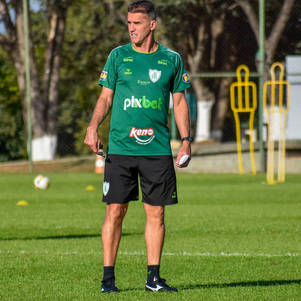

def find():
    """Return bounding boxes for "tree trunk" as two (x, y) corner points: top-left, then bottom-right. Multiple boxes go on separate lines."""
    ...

(187, 22), (214, 142)
(0, 0), (68, 161)
(265, 0), (295, 65)
(32, 4), (67, 161)
(236, 0), (296, 66)
(211, 77), (233, 141)
(47, 8), (66, 135)
(211, 13), (236, 141)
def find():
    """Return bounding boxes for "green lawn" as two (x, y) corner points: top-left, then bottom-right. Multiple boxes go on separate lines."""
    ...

(0, 173), (300, 300)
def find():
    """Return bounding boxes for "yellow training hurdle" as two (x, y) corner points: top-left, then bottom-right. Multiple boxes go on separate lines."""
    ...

(263, 62), (291, 184)
(230, 65), (257, 174)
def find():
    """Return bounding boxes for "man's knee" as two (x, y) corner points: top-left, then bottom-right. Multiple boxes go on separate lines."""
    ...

(106, 204), (128, 223)
(145, 205), (165, 223)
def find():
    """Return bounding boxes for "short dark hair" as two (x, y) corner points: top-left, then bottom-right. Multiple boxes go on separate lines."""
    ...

(128, 0), (157, 20)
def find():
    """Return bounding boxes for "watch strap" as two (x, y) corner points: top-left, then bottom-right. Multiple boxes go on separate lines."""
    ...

(181, 136), (193, 142)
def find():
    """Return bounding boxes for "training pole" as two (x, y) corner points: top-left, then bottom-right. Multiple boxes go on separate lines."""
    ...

(23, 0), (33, 172)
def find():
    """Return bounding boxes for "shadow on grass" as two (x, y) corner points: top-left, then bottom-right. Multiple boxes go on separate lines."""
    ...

(0, 232), (140, 241)
(180, 279), (301, 290)
(90, 279), (301, 293)
(91, 279), (301, 293)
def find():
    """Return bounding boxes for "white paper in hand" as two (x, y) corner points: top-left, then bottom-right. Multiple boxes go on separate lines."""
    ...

(178, 154), (190, 165)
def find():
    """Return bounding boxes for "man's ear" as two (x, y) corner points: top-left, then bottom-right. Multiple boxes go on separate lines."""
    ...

(150, 19), (157, 31)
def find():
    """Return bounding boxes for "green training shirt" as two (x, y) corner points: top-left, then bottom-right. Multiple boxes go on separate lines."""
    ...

(99, 43), (191, 156)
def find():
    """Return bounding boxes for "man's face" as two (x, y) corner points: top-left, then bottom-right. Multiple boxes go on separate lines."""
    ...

(128, 12), (156, 46)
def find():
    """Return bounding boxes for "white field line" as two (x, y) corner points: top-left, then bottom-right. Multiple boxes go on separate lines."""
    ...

(0, 250), (299, 257)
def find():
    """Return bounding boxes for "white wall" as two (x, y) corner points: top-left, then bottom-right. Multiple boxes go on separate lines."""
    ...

(286, 56), (301, 140)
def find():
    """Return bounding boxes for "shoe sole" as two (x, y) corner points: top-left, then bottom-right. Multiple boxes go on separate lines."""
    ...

(145, 286), (178, 292)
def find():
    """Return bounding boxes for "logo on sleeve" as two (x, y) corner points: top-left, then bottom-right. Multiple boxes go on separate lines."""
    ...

(182, 73), (190, 83)
(129, 127), (155, 145)
(149, 69), (161, 83)
(99, 71), (108, 81)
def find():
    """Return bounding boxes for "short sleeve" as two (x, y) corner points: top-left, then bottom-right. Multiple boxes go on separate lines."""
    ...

(171, 55), (191, 94)
(98, 50), (117, 90)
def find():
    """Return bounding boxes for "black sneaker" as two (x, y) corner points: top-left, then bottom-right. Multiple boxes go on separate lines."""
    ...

(101, 279), (119, 293)
(145, 277), (178, 292)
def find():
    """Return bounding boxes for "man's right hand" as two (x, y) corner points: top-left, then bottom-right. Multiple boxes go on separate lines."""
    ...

(84, 87), (114, 153)
(84, 126), (100, 153)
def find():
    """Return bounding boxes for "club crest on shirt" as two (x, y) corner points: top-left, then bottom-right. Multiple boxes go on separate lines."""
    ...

(103, 181), (110, 196)
(149, 69), (161, 83)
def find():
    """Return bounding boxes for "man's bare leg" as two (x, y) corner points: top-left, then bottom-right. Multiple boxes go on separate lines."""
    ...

(144, 203), (165, 265)
(144, 203), (177, 292)
(102, 203), (128, 266)
(101, 203), (128, 292)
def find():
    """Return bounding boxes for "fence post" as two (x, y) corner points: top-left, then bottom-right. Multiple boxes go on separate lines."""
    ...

(258, 0), (265, 173)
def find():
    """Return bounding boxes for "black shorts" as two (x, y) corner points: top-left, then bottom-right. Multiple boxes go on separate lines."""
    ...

(102, 155), (178, 206)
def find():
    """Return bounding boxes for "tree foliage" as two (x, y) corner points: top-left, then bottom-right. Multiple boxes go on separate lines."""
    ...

(58, 0), (128, 155)
(0, 0), (300, 160)
(0, 51), (26, 161)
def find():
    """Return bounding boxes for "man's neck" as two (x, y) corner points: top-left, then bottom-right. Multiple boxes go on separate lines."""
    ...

(132, 37), (158, 53)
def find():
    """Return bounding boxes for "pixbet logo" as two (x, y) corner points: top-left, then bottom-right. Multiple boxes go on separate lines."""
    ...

(123, 96), (163, 111)
(129, 127), (155, 145)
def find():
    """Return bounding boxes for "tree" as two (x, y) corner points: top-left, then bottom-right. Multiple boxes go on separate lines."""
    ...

(158, 1), (243, 142)
(1, 0), (299, 162)
(213, 0), (298, 141)
(0, 50), (26, 161)
(158, 0), (299, 142)
(235, 0), (296, 67)
(0, 0), (70, 160)
(57, 0), (129, 156)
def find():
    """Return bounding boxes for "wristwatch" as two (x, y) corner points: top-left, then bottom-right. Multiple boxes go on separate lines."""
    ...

(181, 136), (193, 143)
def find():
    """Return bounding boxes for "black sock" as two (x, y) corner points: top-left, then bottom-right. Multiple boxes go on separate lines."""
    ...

(102, 266), (115, 284)
(147, 265), (160, 283)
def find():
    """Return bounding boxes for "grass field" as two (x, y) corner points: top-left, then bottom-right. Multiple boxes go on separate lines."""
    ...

(0, 172), (300, 300)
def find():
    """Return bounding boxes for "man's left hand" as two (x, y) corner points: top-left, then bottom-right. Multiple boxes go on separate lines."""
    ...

(175, 142), (191, 168)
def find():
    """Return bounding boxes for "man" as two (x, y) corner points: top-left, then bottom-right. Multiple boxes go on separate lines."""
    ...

(84, 0), (192, 293)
